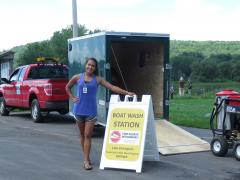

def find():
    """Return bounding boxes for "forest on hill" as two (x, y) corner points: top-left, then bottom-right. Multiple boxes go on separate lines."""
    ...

(170, 40), (240, 57)
(170, 40), (240, 82)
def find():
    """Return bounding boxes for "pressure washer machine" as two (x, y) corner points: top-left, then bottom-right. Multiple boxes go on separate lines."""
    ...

(210, 90), (240, 161)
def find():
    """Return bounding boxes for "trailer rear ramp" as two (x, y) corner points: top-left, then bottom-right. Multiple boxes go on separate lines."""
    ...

(155, 120), (210, 155)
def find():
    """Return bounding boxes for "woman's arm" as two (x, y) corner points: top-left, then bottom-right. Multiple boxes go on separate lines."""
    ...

(97, 76), (135, 96)
(65, 74), (80, 102)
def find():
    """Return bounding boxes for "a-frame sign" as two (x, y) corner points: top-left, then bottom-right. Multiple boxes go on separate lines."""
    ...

(100, 95), (159, 173)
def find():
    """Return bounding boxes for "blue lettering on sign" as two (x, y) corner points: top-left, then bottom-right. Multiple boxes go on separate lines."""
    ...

(226, 106), (236, 113)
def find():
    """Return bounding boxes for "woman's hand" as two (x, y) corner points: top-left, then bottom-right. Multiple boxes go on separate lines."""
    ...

(71, 96), (79, 103)
(127, 91), (136, 96)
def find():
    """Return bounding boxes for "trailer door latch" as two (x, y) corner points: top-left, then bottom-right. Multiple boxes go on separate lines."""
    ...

(165, 64), (172, 70)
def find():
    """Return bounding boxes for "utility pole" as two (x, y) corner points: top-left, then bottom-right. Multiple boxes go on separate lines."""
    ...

(72, 0), (78, 38)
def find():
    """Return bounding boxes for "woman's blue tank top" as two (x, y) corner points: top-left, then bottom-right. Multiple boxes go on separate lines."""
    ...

(73, 73), (98, 116)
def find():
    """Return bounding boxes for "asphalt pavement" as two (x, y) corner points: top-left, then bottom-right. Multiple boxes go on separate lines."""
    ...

(0, 112), (239, 180)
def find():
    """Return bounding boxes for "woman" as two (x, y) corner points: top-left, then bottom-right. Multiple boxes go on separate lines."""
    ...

(65, 58), (135, 170)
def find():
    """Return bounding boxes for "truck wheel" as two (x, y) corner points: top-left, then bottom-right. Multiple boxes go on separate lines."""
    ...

(58, 109), (68, 115)
(31, 99), (43, 123)
(0, 97), (10, 116)
(211, 136), (228, 157)
(234, 143), (240, 161)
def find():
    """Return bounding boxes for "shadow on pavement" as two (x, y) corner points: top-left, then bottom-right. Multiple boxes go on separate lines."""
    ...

(9, 111), (75, 124)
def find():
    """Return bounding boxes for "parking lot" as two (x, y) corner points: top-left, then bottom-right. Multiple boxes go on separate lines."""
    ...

(0, 112), (239, 180)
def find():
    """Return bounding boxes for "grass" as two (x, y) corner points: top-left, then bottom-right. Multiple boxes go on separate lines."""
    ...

(169, 81), (240, 129)
(169, 95), (214, 129)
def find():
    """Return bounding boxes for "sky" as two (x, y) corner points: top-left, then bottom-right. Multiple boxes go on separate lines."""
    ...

(1, 0), (240, 51)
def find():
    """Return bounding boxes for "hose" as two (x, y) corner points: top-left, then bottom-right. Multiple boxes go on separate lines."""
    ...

(210, 97), (226, 136)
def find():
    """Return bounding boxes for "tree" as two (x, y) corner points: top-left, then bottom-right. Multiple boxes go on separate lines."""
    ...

(50, 25), (89, 65)
(16, 41), (53, 67)
(191, 60), (218, 82)
(232, 61), (240, 82)
(216, 61), (233, 81)
(14, 24), (91, 66)
(207, 54), (232, 63)
(171, 52), (204, 81)
(88, 28), (101, 34)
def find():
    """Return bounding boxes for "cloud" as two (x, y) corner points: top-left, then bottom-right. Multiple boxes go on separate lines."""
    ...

(1, 0), (240, 51)
(167, 0), (240, 40)
(68, 0), (240, 40)
(77, 0), (146, 7)
(0, 0), (72, 50)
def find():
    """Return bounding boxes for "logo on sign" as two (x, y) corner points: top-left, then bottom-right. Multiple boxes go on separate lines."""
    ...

(110, 130), (121, 143)
(226, 106), (236, 113)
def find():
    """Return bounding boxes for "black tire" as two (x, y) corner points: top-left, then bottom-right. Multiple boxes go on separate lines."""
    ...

(31, 99), (43, 123)
(211, 136), (228, 157)
(41, 111), (49, 117)
(0, 97), (10, 116)
(234, 143), (240, 161)
(58, 109), (68, 115)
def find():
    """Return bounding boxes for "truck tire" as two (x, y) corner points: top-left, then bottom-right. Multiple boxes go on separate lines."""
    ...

(58, 109), (68, 115)
(211, 136), (228, 157)
(0, 97), (10, 116)
(31, 99), (43, 123)
(234, 143), (240, 161)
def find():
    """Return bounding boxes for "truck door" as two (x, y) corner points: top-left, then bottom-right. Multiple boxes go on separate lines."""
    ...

(4, 68), (22, 106)
(16, 67), (27, 107)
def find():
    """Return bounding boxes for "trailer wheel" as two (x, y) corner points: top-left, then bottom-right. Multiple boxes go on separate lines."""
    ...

(0, 97), (9, 116)
(31, 99), (43, 123)
(234, 143), (240, 161)
(211, 136), (228, 157)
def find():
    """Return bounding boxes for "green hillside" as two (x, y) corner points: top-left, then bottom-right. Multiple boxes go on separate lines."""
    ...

(170, 40), (240, 82)
(170, 40), (240, 58)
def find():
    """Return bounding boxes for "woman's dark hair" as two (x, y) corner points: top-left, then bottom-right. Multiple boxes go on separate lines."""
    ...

(85, 57), (99, 75)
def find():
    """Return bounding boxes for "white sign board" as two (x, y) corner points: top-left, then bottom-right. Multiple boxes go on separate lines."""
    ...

(100, 95), (159, 173)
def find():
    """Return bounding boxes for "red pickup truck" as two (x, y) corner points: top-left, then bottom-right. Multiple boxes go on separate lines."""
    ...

(0, 61), (69, 122)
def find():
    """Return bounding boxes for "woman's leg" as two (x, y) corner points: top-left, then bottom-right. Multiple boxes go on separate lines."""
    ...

(76, 121), (85, 151)
(83, 121), (95, 163)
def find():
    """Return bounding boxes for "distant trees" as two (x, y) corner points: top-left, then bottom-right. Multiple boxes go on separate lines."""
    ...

(170, 40), (240, 58)
(171, 52), (204, 81)
(170, 40), (240, 82)
(15, 41), (53, 67)
(171, 52), (240, 82)
(232, 61), (240, 81)
(15, 25), (94, 67)
(50, 24), (88, 65)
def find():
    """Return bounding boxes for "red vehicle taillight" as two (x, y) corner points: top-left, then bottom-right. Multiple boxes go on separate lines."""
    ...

(44, 83), (52, 96)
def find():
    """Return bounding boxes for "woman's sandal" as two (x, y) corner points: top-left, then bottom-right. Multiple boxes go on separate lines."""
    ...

(83, 161), (92, 170)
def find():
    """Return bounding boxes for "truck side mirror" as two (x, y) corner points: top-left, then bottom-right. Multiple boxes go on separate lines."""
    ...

(1, 78), (10, 84)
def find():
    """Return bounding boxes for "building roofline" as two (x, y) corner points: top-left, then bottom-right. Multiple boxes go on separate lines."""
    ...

(0, 50), (14, 58)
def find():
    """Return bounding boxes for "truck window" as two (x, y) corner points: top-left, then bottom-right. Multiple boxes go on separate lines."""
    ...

(28, 65), (68, 79)
(18, 67), (27, 81)
(9, 69), (21, 82)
